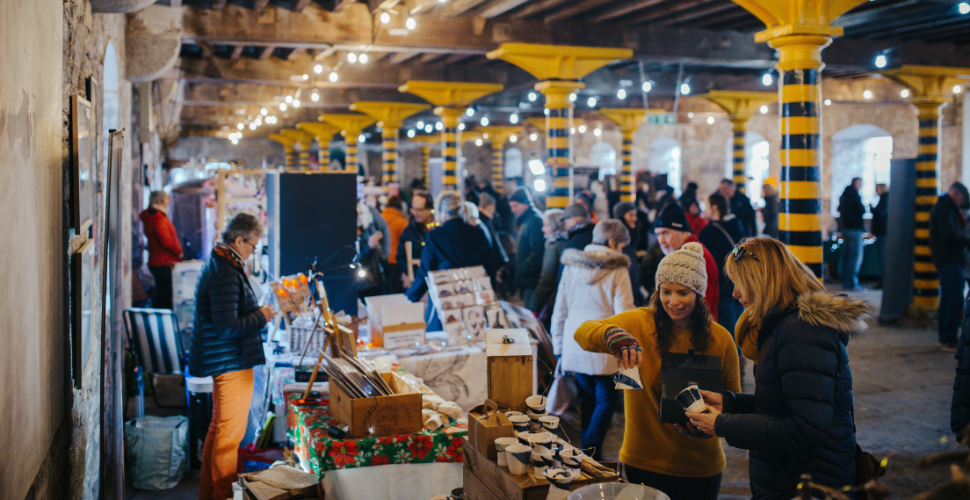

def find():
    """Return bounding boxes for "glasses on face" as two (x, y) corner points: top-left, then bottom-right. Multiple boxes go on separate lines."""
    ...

(731, 244), (760, 262)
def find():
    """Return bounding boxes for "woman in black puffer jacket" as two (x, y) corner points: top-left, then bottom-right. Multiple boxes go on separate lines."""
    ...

(687, 237), (869, 500)
(191, 213), (276, 500)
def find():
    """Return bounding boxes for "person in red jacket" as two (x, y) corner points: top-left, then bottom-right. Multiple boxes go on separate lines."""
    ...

(140, 190), (183, 309)
(652, 203), (719, 321)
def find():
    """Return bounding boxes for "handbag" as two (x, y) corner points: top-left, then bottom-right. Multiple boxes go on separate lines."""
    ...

(546, 360), (578, 416)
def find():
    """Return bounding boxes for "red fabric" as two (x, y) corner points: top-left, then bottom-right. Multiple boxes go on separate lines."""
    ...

(685, 234), (719, 321)
(140, 208), (182, 267)
(686, 212), (709, 235)
(381, 206), (408, 264)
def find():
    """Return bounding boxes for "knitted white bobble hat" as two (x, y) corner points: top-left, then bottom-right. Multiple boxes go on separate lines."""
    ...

(655, 242), (707, 297)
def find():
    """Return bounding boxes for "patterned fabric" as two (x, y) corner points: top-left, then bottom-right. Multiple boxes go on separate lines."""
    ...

(285, 391), (467, 475)
(604, 326), (641, 358)
(125, 308), (184, 374)
(212, 243), (245, 270)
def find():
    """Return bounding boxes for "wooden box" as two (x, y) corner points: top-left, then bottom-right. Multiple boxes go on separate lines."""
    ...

(329, 371), (422, 438)
(467, 399), (514, 460)
(462, 438), (621, 500)
(486, 329), (533, 413)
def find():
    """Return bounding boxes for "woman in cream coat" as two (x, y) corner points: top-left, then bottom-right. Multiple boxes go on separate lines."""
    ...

(551, 219), (636, 458)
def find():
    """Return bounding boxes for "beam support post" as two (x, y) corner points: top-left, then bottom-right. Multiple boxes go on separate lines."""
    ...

(269, 133), (298, 169)
(478, 126), (523, 193)
(599, 109), (650, 203)
(349, 102), (430, 191)
(320, 114), (378, 172)
(297, 122), (341, 170)
(280, 129), (316, 170)
(878, 65), (970, 312)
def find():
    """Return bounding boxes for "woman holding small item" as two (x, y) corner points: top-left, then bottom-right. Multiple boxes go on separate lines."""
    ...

(686, 237), (867, 500)
(573, 242), (740, 500)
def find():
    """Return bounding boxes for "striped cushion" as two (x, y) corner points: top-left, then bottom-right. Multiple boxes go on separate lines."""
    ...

(125, 308), (183, 375)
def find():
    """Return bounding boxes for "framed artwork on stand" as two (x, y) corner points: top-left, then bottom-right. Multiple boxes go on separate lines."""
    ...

(71, 95), (96, 387)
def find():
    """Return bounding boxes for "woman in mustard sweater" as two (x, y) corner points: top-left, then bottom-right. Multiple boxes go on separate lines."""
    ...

(574, 242), (740, 500)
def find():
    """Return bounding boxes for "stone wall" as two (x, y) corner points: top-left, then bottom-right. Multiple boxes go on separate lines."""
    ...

(168, 136), (286, 170)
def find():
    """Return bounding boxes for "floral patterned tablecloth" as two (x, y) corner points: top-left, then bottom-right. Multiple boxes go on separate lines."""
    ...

(285, 391), (467, 475)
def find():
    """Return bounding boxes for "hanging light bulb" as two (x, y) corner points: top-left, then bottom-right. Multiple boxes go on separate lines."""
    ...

(707, 116), (715, 124)
(380, 11), (390, 24)
(954, 85), (963, 94)
(249, 123), (257, 130)
(510, 113), (519, 124)
(407, 129), (415, 138)
(874, 54), (887, 68)
(480, 116), (489, 126)
(359, 53), (368, 64)
(260, 108), (268, 116)
(435, 122), (443, 131)
(760, 105), (768, 114)
(863, 90), (873, 99)
(466, 108), (474, 117)
(458, 123), (465, 131)
(280, 102), (287, 111)
(509, 135), (517, 143)
(528, 92), (537, 102)
(570, 127), (575, 134)
(680, 83), (691, 95)
(268, 116), (277, 124)
(617, 88), (627, 99)
(254, 117), (262, 125)
(329, 71), (338, 82)
(642, 81), (652, 93)
(687, 112), (694, 118)
(475, 139), (483, 146)
(587, 97), (596, 107)
(314, 64), (323, 74)
(292, 99), (301, 108)
(578, 125), (587, 133)
(237, 123), (244, 130)
(534, 178), (546, 192)
(483, 133), (489, 139)
(358, 134), (366, 143)
(406, 17), (416, 30)
(357, 268), (367, 278)
(347, 52), (357, 63)
(425, 124), (433, 133)
(593, 128), (601, 137)
(960, 2), (970, 14)
(530, 133), (538, 141)
(544, 108), (549, 116)
(285, 95), (293, 103)
(824, 99), (832, 106)
(569, 93), (577, 102)
(900, 89), (910, 98)
(311, 91), (319, 102)
(762, 72), (773, 86)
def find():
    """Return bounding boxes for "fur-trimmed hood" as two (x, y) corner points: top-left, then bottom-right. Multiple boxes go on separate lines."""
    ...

(561, 244), (631, 285)
(796, 291), (870, 337)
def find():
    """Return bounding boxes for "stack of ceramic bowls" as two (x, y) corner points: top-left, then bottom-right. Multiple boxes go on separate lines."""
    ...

(526, 395), (548, 431)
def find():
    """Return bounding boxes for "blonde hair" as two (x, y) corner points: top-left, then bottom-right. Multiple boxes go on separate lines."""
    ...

(723, 237), (823, 333)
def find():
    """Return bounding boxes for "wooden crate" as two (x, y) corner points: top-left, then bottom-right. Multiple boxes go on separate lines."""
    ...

(486, 330), (533, 413)
(462, 438), (620, 500)
(329, 371), (422, 438)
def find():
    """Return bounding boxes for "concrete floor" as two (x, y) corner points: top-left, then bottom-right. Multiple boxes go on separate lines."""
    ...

(130, 286), (959, 500)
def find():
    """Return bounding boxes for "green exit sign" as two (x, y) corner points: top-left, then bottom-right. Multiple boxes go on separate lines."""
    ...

(646, 113), (678, 125)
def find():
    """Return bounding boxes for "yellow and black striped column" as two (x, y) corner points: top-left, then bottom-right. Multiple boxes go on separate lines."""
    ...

(536, 81), (581, 209)
(345, 137), (358, 172)
(492, 147), (504, 190)
(382, 128), (399, 192)
(730, 118), (749, 193)
(912, 102), (943, 311)
(420, 146), (430, 185)
(774, 35), (828, 279)
(436, 108), (464, 192)
(620, 131), (634, 202)
(284, 146), (296, 170)
(297, 141), (311, 170)
(318, 144), (330, 170)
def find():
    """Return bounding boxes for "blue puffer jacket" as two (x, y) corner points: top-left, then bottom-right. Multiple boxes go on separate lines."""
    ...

(189, 247), (266, 378)
(715, 291), (869, 500)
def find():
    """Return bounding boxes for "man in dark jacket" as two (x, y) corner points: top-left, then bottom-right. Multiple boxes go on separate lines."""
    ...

(396, 190), (433, 288)
(509, 187), (545, 307)
(838, 178), (867, 291)
(870, 184), (889, 288)
(719, 179), (757, 238)
(190, 213), (273, 500)
(612, 201), (645, 306)
(698, 194), (745, 334)
(562, 203), (595, 251)
(931, 182), (970, 348)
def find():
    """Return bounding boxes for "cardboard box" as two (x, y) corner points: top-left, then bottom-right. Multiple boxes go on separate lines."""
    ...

(364, 294), (426, 348)
(330, 371), (423, 438)
(485, 329), (533, 413)
(467, 399), (514, 460)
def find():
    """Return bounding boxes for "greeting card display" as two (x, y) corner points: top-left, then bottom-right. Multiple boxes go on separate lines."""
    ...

(427, 266), (508, 345)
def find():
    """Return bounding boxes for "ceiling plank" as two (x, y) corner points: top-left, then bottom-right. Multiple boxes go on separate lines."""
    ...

(589, 0), (667, 24)
(511, 0), (573, 19)
(661, 1), (738, 26)
(418, 52), (446, 64)
(197, 40), (216, 58)
(212, 0), (227, 8)
(390, 51), (421, 64)
(440, 0), (491, 17)
(254, 0), (271, 11)
(624, 0), (711, 26)
(287, 47), (306, 60)
(294, 0), (314, 11)
(544, 0), (610, 24)
(258, 45), (277, 59)
(477, 0), (533, 19)
(230, 45), (245, 60)
(834, 0), (923, 28)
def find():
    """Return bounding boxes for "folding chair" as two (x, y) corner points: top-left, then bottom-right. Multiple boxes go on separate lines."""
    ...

(124, 308), (190, 409)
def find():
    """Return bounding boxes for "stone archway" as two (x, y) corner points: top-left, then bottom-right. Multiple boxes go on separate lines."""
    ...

(830, 124), (893, 217)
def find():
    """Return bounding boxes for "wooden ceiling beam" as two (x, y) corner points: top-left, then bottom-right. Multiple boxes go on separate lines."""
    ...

(477, 0), (533, 19)
(661, 1), (739, 27)
(390, 51), (421, 64)
(294, 0), (314, 11)
(258, 45), (277, 59)
(511, 0), (573, 19)
(624, 0), (711, 26)
(230, 45), (245, 60)
(418, 52), (447, 64)
(287, 47), (306, 60)
(440, 0), (491, 17)
(589, 0), (666, 23)
(543, 0), (608, 24)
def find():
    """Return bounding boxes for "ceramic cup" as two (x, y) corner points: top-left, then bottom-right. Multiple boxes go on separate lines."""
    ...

(494, 437), (519, 468)
(559, 448), (585, 478)
(612, 366), (644, 390)
(527, 409), (547, 431)
(528, 431), (555, 452)
(526, 394), (548, 413)
(543, 467), (575, 500)
(508, 414), (531, 434)
(531, 447), (555, 479)
(539, 415), (560, 433)
(516, 431), (534, 447)
(506, 444), (532, 476)
(504, 410), (525, 419)
(676, 382), (707, 414)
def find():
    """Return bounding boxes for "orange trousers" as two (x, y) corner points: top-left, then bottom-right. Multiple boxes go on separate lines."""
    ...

(199, 368), (254, 500)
